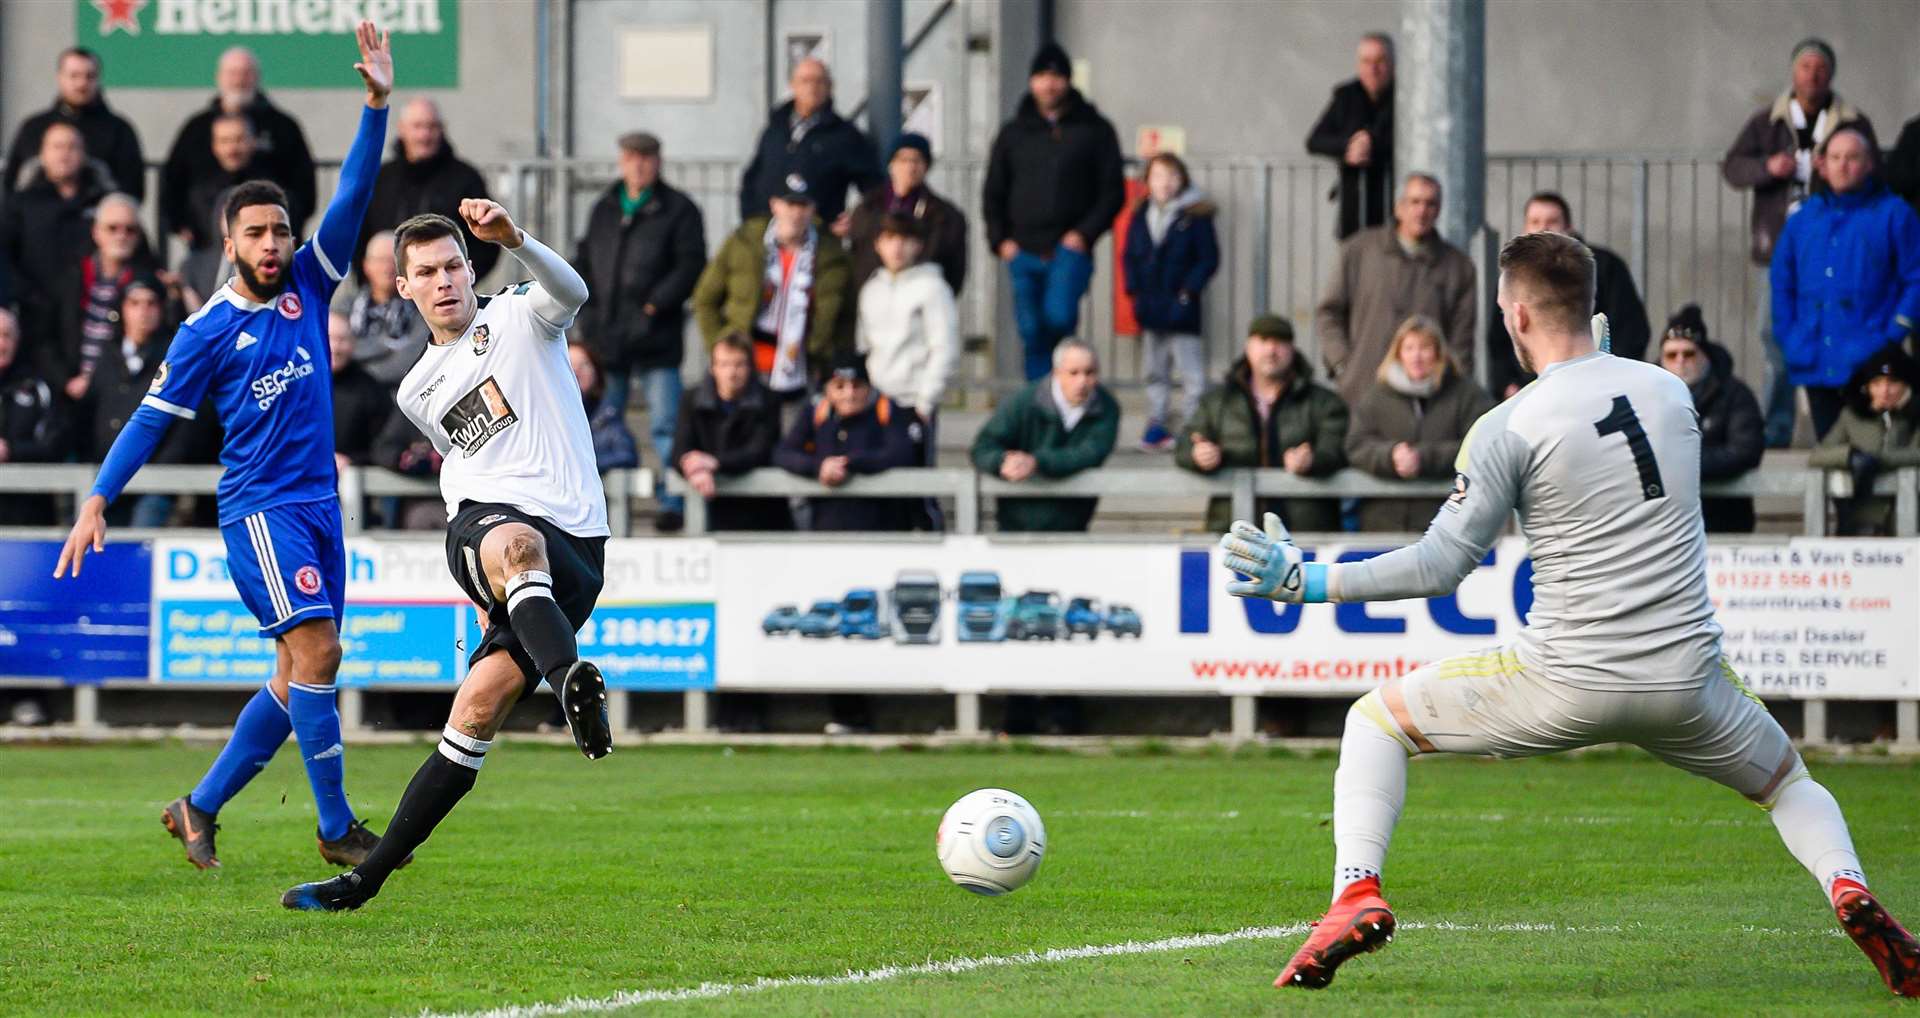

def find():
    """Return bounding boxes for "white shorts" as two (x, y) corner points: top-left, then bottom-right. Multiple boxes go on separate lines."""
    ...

(1353, 647), (1806, 808)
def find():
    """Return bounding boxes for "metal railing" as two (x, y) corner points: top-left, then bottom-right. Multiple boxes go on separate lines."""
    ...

(664, 465), (1920, 539)
(4, 463), (1913, 538)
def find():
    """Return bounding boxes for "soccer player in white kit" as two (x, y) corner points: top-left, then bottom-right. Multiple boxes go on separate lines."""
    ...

(1221, 232), (1919, 996)
(283, 200), (610, 911)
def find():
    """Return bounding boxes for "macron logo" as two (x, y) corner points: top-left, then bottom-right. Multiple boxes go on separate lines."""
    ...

(311, 743), (344, 761)
(235, 331), (259, 352)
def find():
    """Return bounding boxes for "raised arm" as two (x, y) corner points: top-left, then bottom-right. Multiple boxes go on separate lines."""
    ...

(309, 21), (392, 284)
(461, 198), (588, 329)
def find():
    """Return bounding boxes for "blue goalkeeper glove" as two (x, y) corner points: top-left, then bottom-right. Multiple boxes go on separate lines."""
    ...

(1218, 512), (1325, 602)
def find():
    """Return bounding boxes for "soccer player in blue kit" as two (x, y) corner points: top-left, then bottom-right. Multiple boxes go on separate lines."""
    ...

(54, 21), (397, 872)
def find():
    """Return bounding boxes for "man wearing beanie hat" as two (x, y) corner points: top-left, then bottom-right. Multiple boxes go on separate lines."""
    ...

(847, 132), (968, 295)
(773, 348), (919, 533)
(1810, 344), (1920, 535)
(1177, 313), (1348, 533)
(1724, 38), (1876, 445)
(983, 41), (1125, 380)
(1658, 305), (1763, 533)
(738, 57), (882, 227)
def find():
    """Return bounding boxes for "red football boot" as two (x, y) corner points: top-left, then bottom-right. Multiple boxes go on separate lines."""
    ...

(1833, 880), (1920, 997)
(1275, 877), (1395, 990)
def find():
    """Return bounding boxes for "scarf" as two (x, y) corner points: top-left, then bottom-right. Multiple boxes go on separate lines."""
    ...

(620, 186), (652, 220)
(755, 222), (816, 393)
(1384, 361), (1442, 399)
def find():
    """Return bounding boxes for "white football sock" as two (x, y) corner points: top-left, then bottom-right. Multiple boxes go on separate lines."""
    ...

(1331, 702), (1409, 902)
(1768, 776), (1866, 898)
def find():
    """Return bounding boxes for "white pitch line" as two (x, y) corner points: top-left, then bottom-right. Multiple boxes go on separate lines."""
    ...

(407, 918), (1847, 1018)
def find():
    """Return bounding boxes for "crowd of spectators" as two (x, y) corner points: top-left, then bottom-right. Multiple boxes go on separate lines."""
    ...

(2, 32), (1917, 542)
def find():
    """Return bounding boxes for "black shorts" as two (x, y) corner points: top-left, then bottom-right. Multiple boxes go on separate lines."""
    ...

(444, 501), (607, 695)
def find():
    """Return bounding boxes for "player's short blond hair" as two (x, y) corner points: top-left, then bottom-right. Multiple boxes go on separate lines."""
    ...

(1498, 231), (1595, 335)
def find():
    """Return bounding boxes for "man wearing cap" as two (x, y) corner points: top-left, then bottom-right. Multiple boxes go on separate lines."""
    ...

(692, 176), (854, 406)
(356, 97), (497, 281)
(773, 350), (919, 532)
(1724, 38), (1877, 445)
(1177, 314), (1349, 534)
(983, 42), (1126, 381)
(739, 58), (882, 229)
(574, 131), (708, 531)
(848, 133), (967, 296)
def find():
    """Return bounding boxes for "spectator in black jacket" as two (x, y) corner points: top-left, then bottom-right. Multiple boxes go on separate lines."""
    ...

(355, 98), (498, 283)
(738, 59), (881, 228)
(566, 341), (640, 474)
(3, 47), (145, 202)
(0, 123), (110, 360)
(847, 133), (968, 295)
(574, 131), (707, 529)
(168, 113), (286, 254)
(371, 405), (444, 531)
(1659, 305), (1765, 533)
(54, 193), (159, 402)
(329, 311), (389, 472)
(89, 279), (192, 527)
(1488, 191), (1651, 397)
(774, 351), (918, 531)
(1306, 32), (1395, 240)
(984, 43), (1125, 380)
(160, 47), (316, 242)
(671, 332), (792, 532)
(347, 230), (429, 387)
(0, 309), (65, 526)
(1890, 113), (1920, 213)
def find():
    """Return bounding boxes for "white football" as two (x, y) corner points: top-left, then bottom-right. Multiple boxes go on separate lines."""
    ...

(936, 788), (1046, 895)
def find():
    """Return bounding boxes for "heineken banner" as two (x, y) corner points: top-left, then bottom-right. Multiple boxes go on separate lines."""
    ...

(77, 0), (460, 88)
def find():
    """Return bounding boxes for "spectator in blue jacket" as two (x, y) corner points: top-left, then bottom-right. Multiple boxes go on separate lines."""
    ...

(1122, 153), (1219, 451)
(1772, 127), (1920, 439)
(774, 351), (920, 532)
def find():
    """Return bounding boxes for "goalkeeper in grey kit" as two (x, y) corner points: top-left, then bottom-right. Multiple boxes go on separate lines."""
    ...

(284, 198), (611, 911)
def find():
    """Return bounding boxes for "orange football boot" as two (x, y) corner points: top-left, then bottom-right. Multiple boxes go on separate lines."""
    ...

(1275, 876), (1395, 989)
(1833, 880), (1920, 997)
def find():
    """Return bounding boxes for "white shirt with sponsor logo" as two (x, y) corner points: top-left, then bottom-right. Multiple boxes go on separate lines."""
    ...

(396, 277), (609, 537)
(1331, 351), (1720, 690)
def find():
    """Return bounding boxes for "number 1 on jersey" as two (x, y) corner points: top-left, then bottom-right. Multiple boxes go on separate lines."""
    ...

(1593, 395), (1664, 500)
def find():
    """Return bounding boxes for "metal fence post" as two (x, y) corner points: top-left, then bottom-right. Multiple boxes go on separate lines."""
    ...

(1896, 467), (1918, 537)
(1251, 163), (1272, 314)
(1803, 472), (1827, 537)
(1230, 694), (1256, 742)
(1897, 700), (1918, 747)
(1631, 159), (1651, 294)
(1801, 700), (1828, 746)
(608, 690), (630, 735)
(684, 489), (709, 535)
(339, 688), (365, 733)
(74, 685), (101, 731)
(954, 692), (981, 737)
(956, 471), (980, 535)
(338, 468), (365, 535)
(1230, 470), (1256, 525)
(683, 690), (711, 734)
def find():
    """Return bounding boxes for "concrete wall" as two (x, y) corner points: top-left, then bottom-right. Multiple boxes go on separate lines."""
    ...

(0, 0), (541, 165)
(1055, 0), (1920, 159)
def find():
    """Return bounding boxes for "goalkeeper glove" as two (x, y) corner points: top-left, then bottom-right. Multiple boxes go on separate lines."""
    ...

(1218, 512), (1326, 602)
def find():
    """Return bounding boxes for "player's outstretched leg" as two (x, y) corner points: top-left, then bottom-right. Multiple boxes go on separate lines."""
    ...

(281, 653), (519, 911)
(1277, 693), (1409, 989)
(486, 523), (609, 760)
(165, 670), (295, 869)
(1770, 775), (1920, 996)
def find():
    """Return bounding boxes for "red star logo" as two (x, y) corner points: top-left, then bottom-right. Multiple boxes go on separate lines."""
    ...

(93, 0), (147, 36)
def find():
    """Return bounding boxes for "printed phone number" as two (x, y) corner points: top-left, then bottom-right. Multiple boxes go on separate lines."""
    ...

(577, 616), (712, 649)
(1712, 571), (1852, 591)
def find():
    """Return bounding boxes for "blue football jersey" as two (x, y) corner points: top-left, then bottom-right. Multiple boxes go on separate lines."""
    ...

(141, 242), (345, 524)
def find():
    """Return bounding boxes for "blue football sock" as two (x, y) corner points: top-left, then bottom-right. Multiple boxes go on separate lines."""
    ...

(287, 681), (354, 841)
(189, 685), (292, 815)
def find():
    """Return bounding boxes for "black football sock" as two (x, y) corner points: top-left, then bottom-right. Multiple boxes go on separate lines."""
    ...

(352, 727), (485, 893)
(504, 570), (579, 685)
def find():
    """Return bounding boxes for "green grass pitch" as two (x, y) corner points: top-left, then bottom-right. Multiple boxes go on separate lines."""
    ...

(2, 741), (1915, 1016)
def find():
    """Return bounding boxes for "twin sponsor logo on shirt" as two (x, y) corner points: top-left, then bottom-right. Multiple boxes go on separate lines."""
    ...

(440, 375), (518, 455)
(250, 346), (316, 411)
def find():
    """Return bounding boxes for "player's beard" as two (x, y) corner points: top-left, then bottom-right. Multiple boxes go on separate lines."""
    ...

(234, 252), (287, 299)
